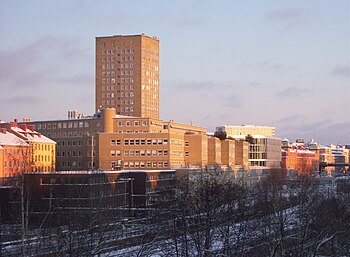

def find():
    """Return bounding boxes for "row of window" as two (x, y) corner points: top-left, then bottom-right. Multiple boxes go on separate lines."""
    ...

(102, 71), (116, 76)
(114, 130), (150, 134)
(142, 56), (158, 63)
(119, 107), (134, 112)
(33, 144), (54, 151)
(142, 85), (158, 91)
(36, 122), (89, 130)
(117, 120), (149, 126)
(58, 161), (84, 168)
(142, 49), (158, 56)
(4, 160), (27, 168)
(110, 149), (168, 157)
(57, 140), (83, 147)
(4, 148), (29, 156)
(142, 63), (159, 71)
(57, 151), (84, 157)
(49, 132), (85, 138)
(34, 155), (52, 162)
(102, 64), (115, 69)
(142, 78), (159, 85)
(122, 138), (168, 146)
(142, 71), (158, 77)
(102, 57), (116, 62)
(102, 49), (135, 55)
(122, 161), (168, 169)
(101, 78), (136, 84)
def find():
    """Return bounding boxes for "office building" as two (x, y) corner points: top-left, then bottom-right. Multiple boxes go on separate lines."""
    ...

(22, 108), (210, 171)
(95, 34), (160, 119)
(216, 125), (276, 137)
(216, 125), (281, 172)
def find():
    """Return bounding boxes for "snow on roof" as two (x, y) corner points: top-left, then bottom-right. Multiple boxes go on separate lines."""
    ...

(11, 127), (56, 144)
(0, 131), (28, 146)
(227, 134), (281, 140)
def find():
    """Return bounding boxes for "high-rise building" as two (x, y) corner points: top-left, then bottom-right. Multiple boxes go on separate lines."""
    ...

(95, 34), (160, 119)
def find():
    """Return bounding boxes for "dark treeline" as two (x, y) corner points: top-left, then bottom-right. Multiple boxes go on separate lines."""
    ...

(139, 171), (350, 257)
(2, 171), (350, 256)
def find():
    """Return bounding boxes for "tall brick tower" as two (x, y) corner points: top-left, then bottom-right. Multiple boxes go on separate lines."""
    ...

(95, 34), (160, 118)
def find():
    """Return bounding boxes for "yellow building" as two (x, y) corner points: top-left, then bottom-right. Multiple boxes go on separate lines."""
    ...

(95, 34), (160, 119)
(10, 124), (56, 172)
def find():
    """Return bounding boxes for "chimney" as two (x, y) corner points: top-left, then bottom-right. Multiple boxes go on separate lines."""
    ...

(10, 119), (18, 127)
(19, 124), (27, 131)
(1, 128), (6, 134)
(28, 125), (34, 132)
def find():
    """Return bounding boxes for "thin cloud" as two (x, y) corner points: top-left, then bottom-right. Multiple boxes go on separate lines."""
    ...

(331, 64), (350, 77)
(277, 114), (304, 124)
(240, 60), (302, 75)
(166, 80), (234, 91)
(265, 7), (308, 30)
(277, 87), (312, 98)
(222, 95), (241, 109)
(0, 95), (43, 105)
(56, 73), (94, 85)
(266, 7), (307, 22)
(0, 36), (91, 89)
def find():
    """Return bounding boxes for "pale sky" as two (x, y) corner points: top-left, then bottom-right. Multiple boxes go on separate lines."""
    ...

(0, 0), (349, 145)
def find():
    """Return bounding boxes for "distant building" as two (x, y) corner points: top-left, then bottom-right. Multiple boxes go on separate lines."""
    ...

(216, 125), (281, 172)
(281, 138), (319, 175)
(216, 125), (276, 137)
(95, 34), (160, 119)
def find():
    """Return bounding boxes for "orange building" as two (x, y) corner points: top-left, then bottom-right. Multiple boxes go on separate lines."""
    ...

(0, 127), (30, 178)
(208, 137), (222, 167)
(220, 139), (235, 168)
(22, 109), (251, 172)
(0, 146), (4, 178)
(281, 138), (319, 176)
(95, 34), (160, 119)
(0, 122), (56, 177)
(235, 140), (250, 171)
(22, 108), (213, 171)
(184, 133), (208, 170)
